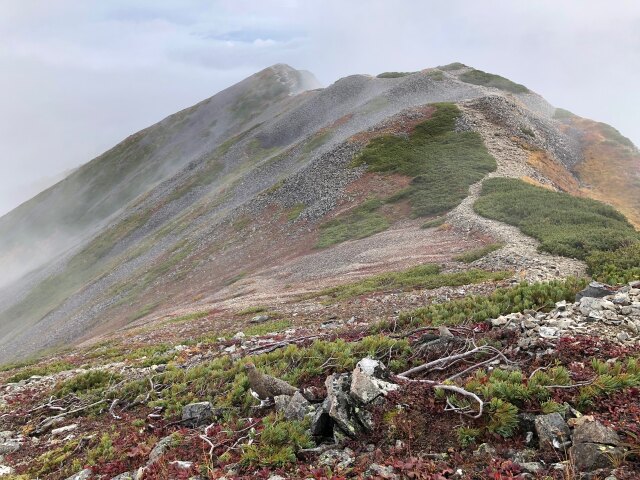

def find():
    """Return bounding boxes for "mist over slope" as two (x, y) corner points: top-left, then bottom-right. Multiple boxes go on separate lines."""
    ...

(0, 62), (638, 364)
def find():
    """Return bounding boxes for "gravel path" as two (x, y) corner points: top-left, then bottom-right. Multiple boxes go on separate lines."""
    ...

(447, 102), (586, 282)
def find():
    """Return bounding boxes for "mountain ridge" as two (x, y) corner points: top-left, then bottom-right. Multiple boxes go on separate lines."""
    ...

(0, 62), (637, 365)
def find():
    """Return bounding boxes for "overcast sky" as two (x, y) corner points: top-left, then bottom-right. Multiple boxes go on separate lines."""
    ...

(0, 0), (638, 216)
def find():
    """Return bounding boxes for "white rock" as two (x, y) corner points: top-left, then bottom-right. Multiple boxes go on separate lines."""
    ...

(0, 465), (15, 476)
(491, 316), (509, 327)
(539, 327), (558, 338)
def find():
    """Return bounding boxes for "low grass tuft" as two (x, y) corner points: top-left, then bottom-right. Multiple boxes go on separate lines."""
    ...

(421, 217), (446, 229)
(238, 306), (268, 315)
(286, 203), (305, 221)
(316, 199), (389, 248)
(454, 243), (503, 263)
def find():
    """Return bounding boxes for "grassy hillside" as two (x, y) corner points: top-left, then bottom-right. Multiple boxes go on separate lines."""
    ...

(317, 103), (496, 247)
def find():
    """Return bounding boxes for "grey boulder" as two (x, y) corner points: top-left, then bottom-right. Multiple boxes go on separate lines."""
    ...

(534, 413), (570, 449)
(65, 469), (93, 480)
(572, 420), (621, 446)
(181, 401), (214, 427)
(576, 282), (615, 301)
(570, 443), (625, 472)
(284, 391), (312, 421)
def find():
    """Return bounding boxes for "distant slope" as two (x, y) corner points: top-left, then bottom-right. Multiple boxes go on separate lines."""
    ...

(0, 64), (320, 292)
(553, 109), (640, 227)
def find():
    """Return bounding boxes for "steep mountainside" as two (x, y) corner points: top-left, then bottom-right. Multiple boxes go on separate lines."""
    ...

(0, 63), (638, 364)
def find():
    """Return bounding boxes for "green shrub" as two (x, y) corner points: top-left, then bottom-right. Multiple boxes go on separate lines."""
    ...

(307, 264), (509, 301)
(237, 306), (268, 315)
(241, 414), (313, 467)
(287, 203), (305, 221)
(586, 242), (640, 284)
(54, 370), (123, 397)
(86, 432), (116, 465)
(117, 334), (410, 417)
(456, 426), (481, 447)
(553, 108), (576, 120)
(520, 127), (535, 137)
(388, 277), (586, 330)
(6, 360), (74, 383)
(597, 122), (635, 149)
(438, 62), (467, 71)
(376, 71), (416, 78)
(426, 70), (445, 81)
(31, 440), (79, 477)
(242, 319), (292, 337)
(316, 199), (389, 248)
(486, 398), (519, 437)
(474, 178), (638, 259)
(459, 69), (529, 93)
(454, 243), (503, 263)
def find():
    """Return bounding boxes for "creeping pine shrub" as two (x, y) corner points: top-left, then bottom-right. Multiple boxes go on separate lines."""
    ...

(54, 370), (122, 398)
(376, 71), (416, 78)
(308, 263), (509, 301)
(117, 335), (410, 417)
(456, 426), (482, 447)
(6, 360), (74, 383)
(386, 277), (586, 330)
(576, 357), (640, 409)
(31, 440), (79, 477)
(353, 103), (496, 217)
(240, 414), (313, 467)
(586, 242), (640, 284)
(316, 103), (498, 247)
(486, 398), (519, 437)
(459, 69), (529, 93)
(474, 178), (639, 260)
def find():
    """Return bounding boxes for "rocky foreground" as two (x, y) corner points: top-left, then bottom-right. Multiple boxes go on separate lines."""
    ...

(1, 278), (639, 479)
